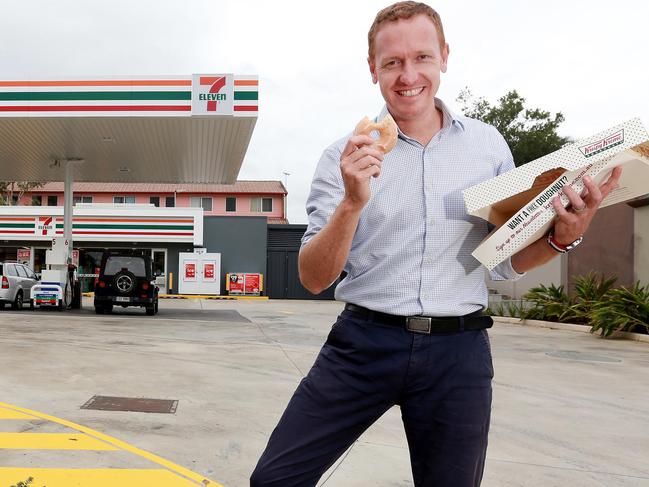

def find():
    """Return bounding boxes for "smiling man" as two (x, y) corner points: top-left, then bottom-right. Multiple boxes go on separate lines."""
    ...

(250, 2), (620, 486)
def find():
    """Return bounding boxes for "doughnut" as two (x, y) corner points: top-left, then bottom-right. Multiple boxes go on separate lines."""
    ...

(353, 114), (398, 153)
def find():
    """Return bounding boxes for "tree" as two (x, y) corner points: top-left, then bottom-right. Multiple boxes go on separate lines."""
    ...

(0, 181), (44, 205)
(457, 89), (570, 166)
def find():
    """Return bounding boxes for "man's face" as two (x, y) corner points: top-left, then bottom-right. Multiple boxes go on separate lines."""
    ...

(369, 14), (449, 124)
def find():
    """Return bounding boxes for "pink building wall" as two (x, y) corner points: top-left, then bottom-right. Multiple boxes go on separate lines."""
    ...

(16, 192), (285, 219)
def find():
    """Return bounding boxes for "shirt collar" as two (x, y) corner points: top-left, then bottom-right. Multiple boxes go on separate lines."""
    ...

(377, 97), (466, 137)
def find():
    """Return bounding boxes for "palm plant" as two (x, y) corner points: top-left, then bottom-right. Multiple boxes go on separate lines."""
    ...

(566, 273), (617, 324)
(522, 283), (573, 322)
(588, 282), (649, 336)
(506, 300), (522, 318)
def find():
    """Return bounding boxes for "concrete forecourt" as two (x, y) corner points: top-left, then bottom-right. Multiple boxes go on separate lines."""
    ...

(0, 298), (647, 486)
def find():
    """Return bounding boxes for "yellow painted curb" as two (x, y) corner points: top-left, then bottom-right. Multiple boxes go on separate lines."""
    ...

(0, 402), (223, 486)
(82, 292), (268, 301)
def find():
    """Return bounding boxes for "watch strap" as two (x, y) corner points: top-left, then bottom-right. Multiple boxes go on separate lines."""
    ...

(547, 230), (583, 253)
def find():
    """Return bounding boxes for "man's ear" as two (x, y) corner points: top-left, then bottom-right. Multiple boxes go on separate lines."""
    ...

(368, 57), (378, 84)
(441, 43), (450, 73)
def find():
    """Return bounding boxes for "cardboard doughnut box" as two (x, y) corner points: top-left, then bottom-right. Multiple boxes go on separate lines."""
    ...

(463, 118), (649, 270)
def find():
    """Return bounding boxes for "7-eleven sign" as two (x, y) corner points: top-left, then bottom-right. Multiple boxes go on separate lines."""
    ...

(36, 216), (56, 236)
(192, 74), (233, 115)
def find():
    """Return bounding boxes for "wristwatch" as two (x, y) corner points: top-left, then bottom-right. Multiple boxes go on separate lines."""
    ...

(547, 230), (583, 253)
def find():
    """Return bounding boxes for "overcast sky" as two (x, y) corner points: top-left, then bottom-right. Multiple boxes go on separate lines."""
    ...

(2, 0), (648, 223)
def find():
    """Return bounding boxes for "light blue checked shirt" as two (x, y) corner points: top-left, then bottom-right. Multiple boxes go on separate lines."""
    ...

(302, 98), (523, 316)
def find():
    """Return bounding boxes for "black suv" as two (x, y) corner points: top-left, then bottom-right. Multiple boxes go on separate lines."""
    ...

(94, 252), (159, 315)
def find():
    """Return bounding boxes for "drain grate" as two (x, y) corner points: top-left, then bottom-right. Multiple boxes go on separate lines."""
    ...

(81, 396), (178, 414)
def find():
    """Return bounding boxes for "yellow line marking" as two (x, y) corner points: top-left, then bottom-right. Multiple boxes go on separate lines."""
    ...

(0, 408), (36, 419)
(0, 467), (202, 487)
(0, 402), (222, 486)
(0, 433), (118, 450)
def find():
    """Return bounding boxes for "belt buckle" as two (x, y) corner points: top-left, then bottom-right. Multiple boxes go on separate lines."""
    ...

(406, 316), (432, 334)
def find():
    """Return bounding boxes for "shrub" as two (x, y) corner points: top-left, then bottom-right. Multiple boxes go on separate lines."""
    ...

(522, 283), (573, 322)
(516, 275), (648, 338)
(588, 282), (649, 337)
(505, 300), (523, 318)
(566, 273), (617, 324)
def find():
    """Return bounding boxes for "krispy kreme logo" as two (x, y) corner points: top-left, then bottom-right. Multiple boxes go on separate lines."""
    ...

(579, 129), (624, 157)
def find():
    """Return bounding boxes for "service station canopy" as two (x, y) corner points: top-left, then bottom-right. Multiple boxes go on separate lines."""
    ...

(0, 75), (258, 184)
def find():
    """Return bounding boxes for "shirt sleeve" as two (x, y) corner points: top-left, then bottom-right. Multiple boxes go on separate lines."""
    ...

(490, 255), (525, 281)
(300, 145), (346, 249)
(488, 127), (526, 281)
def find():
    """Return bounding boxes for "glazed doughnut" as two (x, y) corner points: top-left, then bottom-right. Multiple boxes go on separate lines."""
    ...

(353, 114), (398, 153)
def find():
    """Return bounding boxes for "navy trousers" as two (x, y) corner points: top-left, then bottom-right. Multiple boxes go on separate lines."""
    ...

(251, 309), (494, 486)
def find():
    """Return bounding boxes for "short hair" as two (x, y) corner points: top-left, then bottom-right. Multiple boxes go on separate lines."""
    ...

(368, 2), (446, 59)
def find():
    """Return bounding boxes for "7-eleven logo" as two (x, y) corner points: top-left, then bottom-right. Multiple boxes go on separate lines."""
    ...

(36, 216), (56, 236)
(199, 76), (227, 112)
(192, 74), (233, 115)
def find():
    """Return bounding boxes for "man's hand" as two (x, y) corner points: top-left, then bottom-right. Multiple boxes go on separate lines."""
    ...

(551, 166), (623, 244)
(511, 166), (623, 274)
(340, 135), (384, 210)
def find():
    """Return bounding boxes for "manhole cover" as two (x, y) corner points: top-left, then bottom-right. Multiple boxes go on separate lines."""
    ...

(545, 351), (621, 363)
(81, 396), (178, 413)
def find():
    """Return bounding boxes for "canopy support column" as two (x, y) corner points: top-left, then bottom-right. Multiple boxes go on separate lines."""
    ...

(60, 158), (84, 263)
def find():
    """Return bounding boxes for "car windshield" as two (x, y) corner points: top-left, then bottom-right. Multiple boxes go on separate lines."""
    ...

(104, 256), (147, 277)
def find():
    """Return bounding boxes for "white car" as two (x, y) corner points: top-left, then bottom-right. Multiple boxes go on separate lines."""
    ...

(0, 261), (38, 310)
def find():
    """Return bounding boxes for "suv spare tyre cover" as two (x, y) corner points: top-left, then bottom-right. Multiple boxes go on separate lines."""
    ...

(113, 270), (137, 294)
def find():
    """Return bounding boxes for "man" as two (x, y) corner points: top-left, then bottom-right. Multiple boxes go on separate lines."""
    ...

(251, 2), (621, 486)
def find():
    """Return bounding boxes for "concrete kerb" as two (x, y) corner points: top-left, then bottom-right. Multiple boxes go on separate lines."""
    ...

(495, 316), (649, 343)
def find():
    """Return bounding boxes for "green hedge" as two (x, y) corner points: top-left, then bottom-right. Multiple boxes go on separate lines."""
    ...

(521, 273), (649, 337)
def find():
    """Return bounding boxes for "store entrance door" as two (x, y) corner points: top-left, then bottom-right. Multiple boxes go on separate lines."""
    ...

(152, 249), (167, 294)
(33, 248), (47, 277)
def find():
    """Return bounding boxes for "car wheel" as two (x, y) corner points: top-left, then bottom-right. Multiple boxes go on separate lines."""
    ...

(154, 300), (159, 314)
(95, 306), (105, 314)
(113, 270), (136, 295)
(12, 291), (23, 310)
(0, 302), (5, 310)
(146, 304), (155, 316)
(29, 299), (34, 310)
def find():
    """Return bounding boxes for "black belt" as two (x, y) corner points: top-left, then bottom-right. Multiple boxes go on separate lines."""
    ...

(344, 303), (493, 334)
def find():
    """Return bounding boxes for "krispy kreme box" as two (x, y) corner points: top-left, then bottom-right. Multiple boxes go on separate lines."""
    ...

(463, 118), (649, 270)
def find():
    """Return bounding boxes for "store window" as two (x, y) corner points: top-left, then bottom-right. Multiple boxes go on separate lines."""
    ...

(225, 197), (237, 212)
(190, 196), (213, 212)
(11, 195), (19, 205)
(165, 196), (175, 207)
(73, 196), (93, 205)
(113, 196), (136, 204)
(47, 195), (58, 206)
(32, 195), (42, 206)
(150, 196), (160, 207)
(250, 197), (273, 212)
